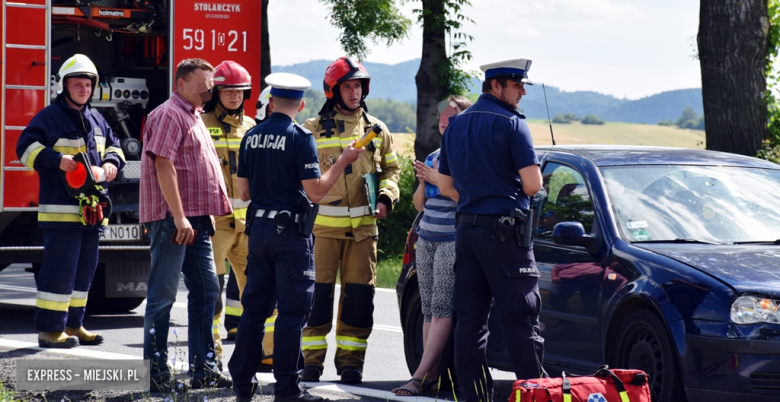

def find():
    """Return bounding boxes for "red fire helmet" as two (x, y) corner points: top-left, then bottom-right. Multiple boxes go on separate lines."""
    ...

(213, 60), (252, 100)
(323, 56), (370, 100)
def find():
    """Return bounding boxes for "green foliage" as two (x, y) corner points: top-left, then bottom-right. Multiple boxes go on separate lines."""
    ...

(658, 119), (674, 126)
(581, 114), (605, 125)
(552, 113), (578, 124)
(674, 106), (705, 130)
(377, 155), (416, 259)
(761, 0), (780, 163)
(320, 0), (411, 61)
(297, 89), (417, 132)
(376, 255), (403, 288)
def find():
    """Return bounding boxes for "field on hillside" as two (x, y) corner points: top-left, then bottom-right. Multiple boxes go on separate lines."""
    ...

(390, 120), (705, 159)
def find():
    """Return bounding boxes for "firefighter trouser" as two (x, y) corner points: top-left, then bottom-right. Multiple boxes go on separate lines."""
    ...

(35, 228), (100, 332)
(302, 236), (377, 373)
(212, 228), (276, 361)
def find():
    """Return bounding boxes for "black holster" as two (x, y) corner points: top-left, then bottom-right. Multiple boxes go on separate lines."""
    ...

(512, 208), (534, 249)
(297, 197), (319, 237)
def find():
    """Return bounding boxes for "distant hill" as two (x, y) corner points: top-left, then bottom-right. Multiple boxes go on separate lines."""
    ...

(272, 59), (703, 125)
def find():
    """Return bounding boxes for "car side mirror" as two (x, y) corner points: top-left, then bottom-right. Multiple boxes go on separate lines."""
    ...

(552, 222), (601, 253)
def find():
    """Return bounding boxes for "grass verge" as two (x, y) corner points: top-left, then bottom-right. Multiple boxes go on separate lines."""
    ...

(376, 255), (403, 289)
(0, 381), (17, 402)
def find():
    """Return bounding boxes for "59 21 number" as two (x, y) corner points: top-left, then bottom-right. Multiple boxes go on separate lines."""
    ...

(182, 29), (247, 52)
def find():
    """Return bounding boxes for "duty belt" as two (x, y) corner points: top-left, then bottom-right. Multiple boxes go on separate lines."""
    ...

(254, 209), (301, 222)
(455, 212), (503, 229)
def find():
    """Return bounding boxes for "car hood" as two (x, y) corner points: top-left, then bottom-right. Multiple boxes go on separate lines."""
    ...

(635, 244), (780, 298)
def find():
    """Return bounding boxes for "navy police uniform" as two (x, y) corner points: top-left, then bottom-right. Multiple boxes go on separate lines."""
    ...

(438, 59), (544, 402)
(228, 73), (321, 401)
(16, 99), (124, 334)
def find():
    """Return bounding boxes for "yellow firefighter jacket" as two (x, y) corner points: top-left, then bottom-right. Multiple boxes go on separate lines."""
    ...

(201, 107), (256, 233)
(302, 107), (401, 242)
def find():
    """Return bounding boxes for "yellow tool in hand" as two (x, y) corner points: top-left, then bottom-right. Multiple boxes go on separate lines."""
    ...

(354, 124), (383, 148)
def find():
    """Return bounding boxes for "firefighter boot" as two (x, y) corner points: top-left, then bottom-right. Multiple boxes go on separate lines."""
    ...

(39, 332), (79, 348)
(65, 326), (104, 345)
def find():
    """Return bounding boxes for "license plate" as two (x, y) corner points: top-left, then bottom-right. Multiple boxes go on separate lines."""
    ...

(100, 224), (143, 241)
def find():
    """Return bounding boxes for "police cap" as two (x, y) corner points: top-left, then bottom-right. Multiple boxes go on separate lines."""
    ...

(265, 73), (311, 99)
(480, 58), (534, 85)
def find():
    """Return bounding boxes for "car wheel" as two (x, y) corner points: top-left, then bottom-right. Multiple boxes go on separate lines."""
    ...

(614, 309), (686, 402)
(401, 285), (458, 391)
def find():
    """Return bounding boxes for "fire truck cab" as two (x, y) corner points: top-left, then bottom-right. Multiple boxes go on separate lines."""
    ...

(0, 0), (261, 313)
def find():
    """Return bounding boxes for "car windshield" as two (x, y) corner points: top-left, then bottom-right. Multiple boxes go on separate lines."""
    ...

(600, 165), (780, 244)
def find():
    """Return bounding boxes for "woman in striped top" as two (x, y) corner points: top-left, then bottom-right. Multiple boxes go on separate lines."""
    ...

(393, 95), (472, 396)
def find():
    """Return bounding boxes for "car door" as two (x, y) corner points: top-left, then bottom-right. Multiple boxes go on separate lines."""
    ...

(533, 161), (604, 371)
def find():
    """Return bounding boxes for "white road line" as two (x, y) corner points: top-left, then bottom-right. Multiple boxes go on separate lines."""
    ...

(0, 284), (37, 293)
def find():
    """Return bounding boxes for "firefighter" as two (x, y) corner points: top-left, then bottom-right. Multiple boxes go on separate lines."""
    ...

(200, 60), (275, 371)
(255, 85), (272, 124)
(300, 57), (401, 384)
(16, 54), (125, 348)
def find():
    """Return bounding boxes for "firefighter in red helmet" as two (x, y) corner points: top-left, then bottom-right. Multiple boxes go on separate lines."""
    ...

(301, 56), (400, 383)
(201, 60), (275, 371)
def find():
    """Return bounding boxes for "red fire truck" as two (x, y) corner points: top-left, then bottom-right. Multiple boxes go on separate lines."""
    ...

(0, 0), (261, 312)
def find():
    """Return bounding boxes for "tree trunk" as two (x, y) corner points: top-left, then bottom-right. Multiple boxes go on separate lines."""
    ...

(260, 0), (271, 90)
(698, 0), (769, 155)
(414, 0), (447, 162)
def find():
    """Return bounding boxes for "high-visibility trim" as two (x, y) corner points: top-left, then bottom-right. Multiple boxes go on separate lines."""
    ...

(316, 138), (341, 149)
(515, 390), (520, 402)
(225, 299), (243, 316)
(21, 141), (46, 169)
(379, 179), (392, 189)
(563, 393), (571, 402)
(38, 204), (82, 223)
(213, 318), (221, 334)
(232, 198), (251, 209)
(52, 138), (87, 156)
(335, 335), (367, 351)
(264, 316), (276, 331)
(233, 208), (247, 219)
(36, 291), (71, 312)
(104, 146), (126, 162)
(95, 137), (106, 156)
(318, 205), (372, 218)
(619, 391), (629, 402)
(384, 152), (397, 164)
(70, 290), (88, 308)
(301, 336), (328, 350)
(340, 136), (359, 146)
(212, 139), (241, 149)
(374, 138), (383, 148)
(314, 214), (376, 228)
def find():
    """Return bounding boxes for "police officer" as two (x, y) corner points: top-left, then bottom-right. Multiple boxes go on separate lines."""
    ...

(16, 54), (125, 348)
(228, 72), (363, 402)
(437, 59), (545, 402)
(200, 60), (259, 369)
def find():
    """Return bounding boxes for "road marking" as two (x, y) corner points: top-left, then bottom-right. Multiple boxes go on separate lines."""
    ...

(0, 284), (37, 293)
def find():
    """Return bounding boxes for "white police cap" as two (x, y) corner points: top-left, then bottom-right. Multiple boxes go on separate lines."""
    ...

(480, 58), (533, 85)
(265, 72), (311, 99)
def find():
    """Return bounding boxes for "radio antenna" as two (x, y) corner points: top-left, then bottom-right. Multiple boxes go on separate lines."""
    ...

(542, 83), (556, 146)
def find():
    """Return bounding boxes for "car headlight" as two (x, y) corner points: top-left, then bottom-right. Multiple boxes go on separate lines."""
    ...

(730, 295), (780, 324)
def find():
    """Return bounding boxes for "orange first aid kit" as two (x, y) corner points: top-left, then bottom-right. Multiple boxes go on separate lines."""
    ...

(509, 366), (651, 402)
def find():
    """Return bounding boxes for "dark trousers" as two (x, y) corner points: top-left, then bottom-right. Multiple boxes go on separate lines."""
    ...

(453, 224), (545, 402)
(35, 228), (100, 332)
(228, 218), (315, 398)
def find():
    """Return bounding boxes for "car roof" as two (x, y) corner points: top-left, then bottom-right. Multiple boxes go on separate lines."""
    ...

(535, 145), (780, 168)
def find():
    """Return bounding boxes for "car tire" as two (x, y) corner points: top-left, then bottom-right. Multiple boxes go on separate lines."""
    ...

(613, 309), (686, 402)
(86, 263), (145, 314)
(402, 285), (458, 391)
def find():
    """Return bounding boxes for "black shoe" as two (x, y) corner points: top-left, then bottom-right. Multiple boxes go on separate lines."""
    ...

(191, 373), (233, 389)
(274, 389), (325, 402)
(340, 368), (362, 384)
(236, 394), (254, 402)
(258, 363), (273, 373)
(149, 376), (189, 393)
(301, 365), (321, 382)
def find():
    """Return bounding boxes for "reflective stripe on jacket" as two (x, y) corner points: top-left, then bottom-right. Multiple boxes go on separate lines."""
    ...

(302, 108), (400, 241)
(16, 101), (125, 229)
(201, 108), (256, 233)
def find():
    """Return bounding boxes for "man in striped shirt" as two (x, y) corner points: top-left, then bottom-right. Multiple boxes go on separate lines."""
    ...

(139, 58), (233, 392)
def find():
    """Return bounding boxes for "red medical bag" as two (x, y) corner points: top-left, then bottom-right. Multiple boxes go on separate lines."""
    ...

(509, 366), (651, 402)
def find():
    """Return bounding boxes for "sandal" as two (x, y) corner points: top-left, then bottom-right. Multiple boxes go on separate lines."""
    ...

(392, 377), (424, 396)
(423, 379), (438, 395)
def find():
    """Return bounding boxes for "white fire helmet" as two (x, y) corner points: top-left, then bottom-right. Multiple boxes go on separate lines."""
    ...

(56, 54), (98, 95)
(256, 86), (272, 120)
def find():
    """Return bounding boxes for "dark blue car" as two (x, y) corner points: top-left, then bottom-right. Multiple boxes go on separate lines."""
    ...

(396, 145), (780, 402)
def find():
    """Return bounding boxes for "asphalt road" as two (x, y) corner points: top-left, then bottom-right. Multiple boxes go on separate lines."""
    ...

(0, 263), (517, 401)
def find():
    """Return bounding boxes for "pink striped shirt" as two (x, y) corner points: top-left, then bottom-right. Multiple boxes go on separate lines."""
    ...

(139, 92), (231, 223)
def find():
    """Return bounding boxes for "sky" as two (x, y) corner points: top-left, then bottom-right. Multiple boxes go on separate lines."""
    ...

(268, 0), (702, 100)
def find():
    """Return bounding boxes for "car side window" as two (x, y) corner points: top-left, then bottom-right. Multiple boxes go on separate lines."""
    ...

(535, 163), (595, 241)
